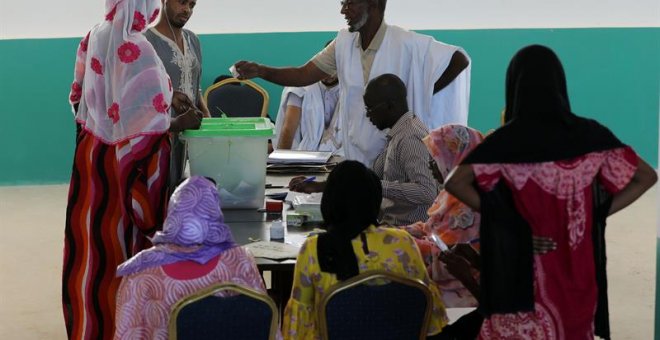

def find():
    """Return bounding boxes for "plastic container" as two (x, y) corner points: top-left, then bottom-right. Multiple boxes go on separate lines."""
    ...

(181, 117), (275, 209)
(270, 219), (285, 241)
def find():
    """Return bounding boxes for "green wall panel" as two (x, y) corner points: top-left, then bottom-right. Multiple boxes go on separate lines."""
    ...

(657, 239), (660, 340)
(0, 28), (658, 184)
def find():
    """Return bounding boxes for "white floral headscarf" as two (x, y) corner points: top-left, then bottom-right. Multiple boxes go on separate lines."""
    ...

(69, 0), (172, 144)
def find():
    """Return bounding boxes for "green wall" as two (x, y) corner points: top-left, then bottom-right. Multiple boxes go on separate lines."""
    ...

(657, 240), (660, 340)
(0, 28), (658, 185)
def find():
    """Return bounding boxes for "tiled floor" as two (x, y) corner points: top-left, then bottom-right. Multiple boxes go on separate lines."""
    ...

(0, 184), (656, 339)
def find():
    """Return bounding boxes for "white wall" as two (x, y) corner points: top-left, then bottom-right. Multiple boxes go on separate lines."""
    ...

(2, 0), (659, 39)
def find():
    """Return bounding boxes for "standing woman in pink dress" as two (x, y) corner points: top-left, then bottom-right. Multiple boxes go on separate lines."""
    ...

(63, 0), (176, 338)
(445, 45), (657, 339)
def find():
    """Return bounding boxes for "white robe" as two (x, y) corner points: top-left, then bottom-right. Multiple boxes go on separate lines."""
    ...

(273, 84), (342, 152)
(335, 24), (471, 166)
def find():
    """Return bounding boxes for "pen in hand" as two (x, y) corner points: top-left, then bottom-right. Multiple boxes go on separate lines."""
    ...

(288, 176), (323, 193)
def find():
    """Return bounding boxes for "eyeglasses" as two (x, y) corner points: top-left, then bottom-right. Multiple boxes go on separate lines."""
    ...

(340, 0), (366, 9)
(364, 101), (387, 115)
(428, 157), (436, 170)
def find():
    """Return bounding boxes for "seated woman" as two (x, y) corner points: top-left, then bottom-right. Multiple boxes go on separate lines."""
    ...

(403, 124), (485, 308)
(405, 125), (557, 340)
(114, 176), (267, 339)
(282, 160), (448, 339)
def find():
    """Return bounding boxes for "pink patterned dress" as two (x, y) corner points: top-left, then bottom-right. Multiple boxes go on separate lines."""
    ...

(114, 246), (266, 339)
(473, 147), (638, 339)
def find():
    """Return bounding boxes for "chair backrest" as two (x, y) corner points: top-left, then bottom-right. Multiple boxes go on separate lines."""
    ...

(204, 78), (269, 118)
(169, 282), (278, 340)
(318, 270), (433, 340)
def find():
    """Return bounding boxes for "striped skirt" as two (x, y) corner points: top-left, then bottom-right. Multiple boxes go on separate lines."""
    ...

(62, 131), (170, 339)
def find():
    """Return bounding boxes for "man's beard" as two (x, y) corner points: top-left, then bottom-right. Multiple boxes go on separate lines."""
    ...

(348, 12), (368, 32)
(321, 77), (338, 87)
(170, 18), (186, 29)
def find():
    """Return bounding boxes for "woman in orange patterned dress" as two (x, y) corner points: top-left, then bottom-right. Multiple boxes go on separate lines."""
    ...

(402, 124), (484, 308)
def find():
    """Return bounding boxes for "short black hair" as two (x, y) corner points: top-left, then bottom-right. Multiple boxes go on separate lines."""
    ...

(366, 73), (407, 104)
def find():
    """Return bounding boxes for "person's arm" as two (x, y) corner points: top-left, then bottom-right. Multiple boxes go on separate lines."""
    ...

(439, 251), (480, 301)
(288, 176), (326, 193)
(399, 232), (448, 336)
(608, 157), (657, 215)
(234, 60), (329, 87)
(197, 94), (210, 118)
(433, 50), (469, 94)
(381, 137), (438, 205)
(114, 277), (145, 339)
(169, 108), (202, 132)
(277, 105), (302, 149)
(282, 239), (320, 339)
(170, 92), (201, 132)
(444, 164), (481, 211)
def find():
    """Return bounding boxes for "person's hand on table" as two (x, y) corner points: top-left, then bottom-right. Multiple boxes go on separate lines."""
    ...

(288, 176), (325, 193)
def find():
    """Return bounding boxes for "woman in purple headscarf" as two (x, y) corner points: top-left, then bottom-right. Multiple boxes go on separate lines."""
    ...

(114, 176), (266, 339)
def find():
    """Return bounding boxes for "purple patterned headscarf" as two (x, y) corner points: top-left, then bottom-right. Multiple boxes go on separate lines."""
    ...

(117, 176), (236, 276)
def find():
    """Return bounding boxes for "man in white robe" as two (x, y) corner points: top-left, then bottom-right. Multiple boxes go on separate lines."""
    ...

(273, 75), (343, 153)
(234, 0), (470, 166)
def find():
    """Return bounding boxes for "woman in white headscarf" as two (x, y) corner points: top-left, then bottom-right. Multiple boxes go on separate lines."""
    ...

(63, 0), (179, 338)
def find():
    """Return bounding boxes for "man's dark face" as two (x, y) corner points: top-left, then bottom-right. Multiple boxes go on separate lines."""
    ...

(340, 0), (369, 32)
(165, 0), (196, 28)
(364, 91), (389, 131)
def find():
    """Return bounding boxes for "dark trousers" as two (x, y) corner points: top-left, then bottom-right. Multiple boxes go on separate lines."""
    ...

(428, 310), (483, 340)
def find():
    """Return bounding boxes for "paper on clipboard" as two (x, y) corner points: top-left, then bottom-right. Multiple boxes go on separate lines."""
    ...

(244, 241), (300, 260)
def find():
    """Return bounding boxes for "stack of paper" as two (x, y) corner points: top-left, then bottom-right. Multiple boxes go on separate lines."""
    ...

(243, 241), (300, 260)
(268, 150), (333, 164)
(286, 192), (323, 221)
(266, 163), (336, 174)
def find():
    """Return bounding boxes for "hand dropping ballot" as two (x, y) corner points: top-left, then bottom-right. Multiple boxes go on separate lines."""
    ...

(229, 65), (240, 78)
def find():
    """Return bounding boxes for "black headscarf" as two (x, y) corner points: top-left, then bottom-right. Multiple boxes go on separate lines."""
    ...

(317, 160), (382, 281)
(465, 45), (620, 339)
(464, 45), (624, 165)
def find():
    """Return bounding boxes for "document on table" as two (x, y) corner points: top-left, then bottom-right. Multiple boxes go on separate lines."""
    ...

(267, 150), (333, 164)
(244, 241), (300, 260)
